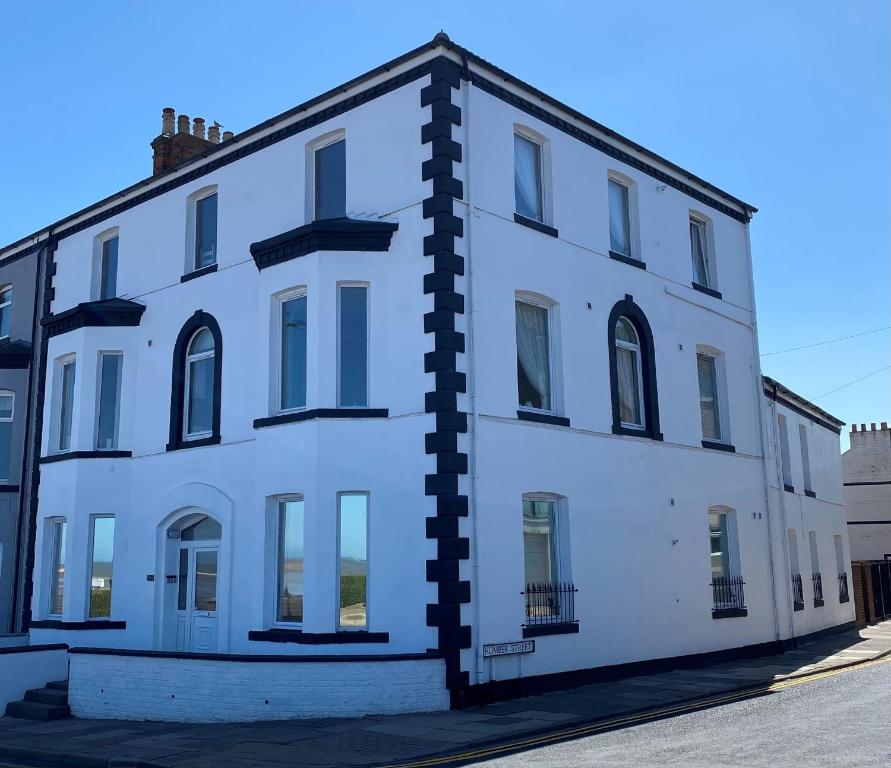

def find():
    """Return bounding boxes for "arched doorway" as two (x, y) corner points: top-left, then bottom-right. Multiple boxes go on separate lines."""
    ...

(163, 510), (222, 652)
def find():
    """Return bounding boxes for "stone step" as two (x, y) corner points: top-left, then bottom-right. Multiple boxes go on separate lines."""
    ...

(45, 680), (69, 691)
(4, 699), (71, 721)
(24, 687), (68, 706)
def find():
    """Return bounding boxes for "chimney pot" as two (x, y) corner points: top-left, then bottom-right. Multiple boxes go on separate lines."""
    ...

(222, 130), (234, 141)
(192, 117), (206, 139)
(852, 424), (858, 432)
(208, 123), (220, 144)
(162, 107), (175, 136)
(861, 423), (867, 432)
(882, 422), (888, 430)
(177, 114), (190, 134)
(871, 422), (877, 431)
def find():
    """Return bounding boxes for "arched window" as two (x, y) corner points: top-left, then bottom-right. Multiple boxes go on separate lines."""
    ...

(607, 295), (661, 440)
(614, 317), (643, 428)
(168, 311), (222, 451)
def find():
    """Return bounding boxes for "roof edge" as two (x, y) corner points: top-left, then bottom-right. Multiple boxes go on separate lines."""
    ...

(762, 374), (845, 427)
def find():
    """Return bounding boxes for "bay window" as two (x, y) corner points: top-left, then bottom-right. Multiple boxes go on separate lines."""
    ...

(88, 516), (115, 619)
(338, 285), (368, 408)
(277, 497), (305, 623)
(337, 492), (368, 629)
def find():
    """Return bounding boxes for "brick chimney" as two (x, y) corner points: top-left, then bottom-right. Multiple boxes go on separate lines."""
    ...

(151, 108), (230, 175)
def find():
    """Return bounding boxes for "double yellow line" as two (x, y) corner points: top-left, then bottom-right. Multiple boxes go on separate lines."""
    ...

(385, 655), (891, 768)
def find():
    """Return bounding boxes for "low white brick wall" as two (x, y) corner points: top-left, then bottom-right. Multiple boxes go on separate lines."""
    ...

(69, 651), (449, 721)
(0, 645), (69, 709)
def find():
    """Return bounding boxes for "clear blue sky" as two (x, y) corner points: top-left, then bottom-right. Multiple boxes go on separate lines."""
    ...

(2, 3), (887, 448)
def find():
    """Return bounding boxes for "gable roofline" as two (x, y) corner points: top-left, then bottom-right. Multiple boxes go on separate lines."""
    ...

(762, 374), (845, 431)
(1, 32), (756, 263)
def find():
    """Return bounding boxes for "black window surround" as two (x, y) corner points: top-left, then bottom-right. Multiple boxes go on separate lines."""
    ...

(180, 263), (218, 283)
(513, 213), (558, 238)
(701, 439), (736, 453)
(250, 218), (398, 271)
(254, 408), (389, 429)
(609, 251), (646, 270)
(167, 310), (223, 452)
(42, 298), (146, 339)
(692, 282), (722, 300)
(522, 622), (579, 638)
(516, 410), (570, 428)
(607, 295), (662, 440)
(247, 629), (389, 644)
(40, 450), (132, 465)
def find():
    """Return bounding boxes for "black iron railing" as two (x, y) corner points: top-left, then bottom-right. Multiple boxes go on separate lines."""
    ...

(838, 572), (849, 603)
(711, 575), (745, 611)
(791, 573), (804, 610)
(812, 572), (824, 604)
(523, 582), (577, 626)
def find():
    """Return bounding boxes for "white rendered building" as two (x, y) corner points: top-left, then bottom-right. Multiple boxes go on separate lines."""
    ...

(0, 34), (853, 720)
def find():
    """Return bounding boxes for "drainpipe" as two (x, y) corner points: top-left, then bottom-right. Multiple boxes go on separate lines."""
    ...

(743, 218), (791, 648)
(460, 54), (485, 683)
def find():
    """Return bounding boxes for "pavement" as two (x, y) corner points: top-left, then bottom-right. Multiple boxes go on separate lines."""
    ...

(478, 653), (891, 767)
(0, 622), (889, 768)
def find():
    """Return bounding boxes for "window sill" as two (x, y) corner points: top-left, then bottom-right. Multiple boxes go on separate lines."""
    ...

(166, 435), (221, 452)
(40, 450), (132, 465)
(513, 213), (558, 238)
(0, 484), (20, 492)
(248, 629), (389, 644)
(804, 489), (816, 498)
(254, 408), (389, 429)
(609, 251), (646, 270)
(793, 601), (804, 612)
(691, 282), (723, 300)
(522, 622), (579, 638)
(712, 608), (748, 619)
(839, 595), (850, 604)
(516, 410), (570, 428)
(813, 599), (824, 608)
(30, 619), (127, 630)
(180, 263), (218, 283)
(701, 440), (736, 453)
(783, 484), (795, 493)
(612, 424), (663, 441)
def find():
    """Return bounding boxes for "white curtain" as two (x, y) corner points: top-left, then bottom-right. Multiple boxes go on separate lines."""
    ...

(516, 302), (550, 410)
(616, 346), (641, 425)
(608, 180), (630, 255)
(514, 135), (542, 221)
(690, 220), (709, 285)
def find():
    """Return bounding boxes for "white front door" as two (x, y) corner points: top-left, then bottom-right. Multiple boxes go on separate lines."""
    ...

(175, 544), (219, 652)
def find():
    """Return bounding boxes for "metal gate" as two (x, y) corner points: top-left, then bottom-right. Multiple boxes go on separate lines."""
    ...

(872, 560), (891, 621)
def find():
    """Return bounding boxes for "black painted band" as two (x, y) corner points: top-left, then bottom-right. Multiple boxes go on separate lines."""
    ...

(40, 450), (132, 465)
(254, 408), (389, 429)
(67, 646), (440, 663)
(248, 629), (390, 644)
(0, 484), (21, 493)
(31, 620), (126, 630)
(0, 643), (67, 655)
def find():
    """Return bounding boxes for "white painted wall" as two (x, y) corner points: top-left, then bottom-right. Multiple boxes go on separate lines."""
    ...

(68, 652), (448, 721)
(0, 647), (68, 709)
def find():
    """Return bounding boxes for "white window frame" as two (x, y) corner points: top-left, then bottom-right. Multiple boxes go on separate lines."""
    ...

(54, 354), (77, 453)
(777, 413), (792, 487)
(182, 328), (214, 441)
(94, 351), (123, 451)
(513, 125), (552, 225)
(46, 517), (67, 618)
(336, 282), (370, 409)
(799, 424), (813, 493)
(515, 292), (560, 416)
(305, 129), (346, 224)
(91, 227), (120, 301)
(606, 172), (639, 260)
(696, 346), (730, 444)
(336, 491), (370, 631)
(86, 514), (115, 621)
(615, 316), (646, 430)
(272, 287), (308, 415)
(689, 213), (716, 289)
(521, 492), (571, 589)
(0, 284), (12, 340)
(0, 389), (14, 482)
(185, 185), (219, 274)
(273, 494), (305, 627)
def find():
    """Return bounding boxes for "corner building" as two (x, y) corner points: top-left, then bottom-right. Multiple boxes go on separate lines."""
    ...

(0, 34), (852, 721)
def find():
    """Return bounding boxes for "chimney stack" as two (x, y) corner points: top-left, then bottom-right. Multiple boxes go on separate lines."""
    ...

(152, 107), (228, 175)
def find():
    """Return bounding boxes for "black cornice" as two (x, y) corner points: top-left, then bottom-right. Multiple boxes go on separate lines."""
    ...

(250, 218), (399, 271)
(42, 298), (146, 338)
(0, 340), (32, 369)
